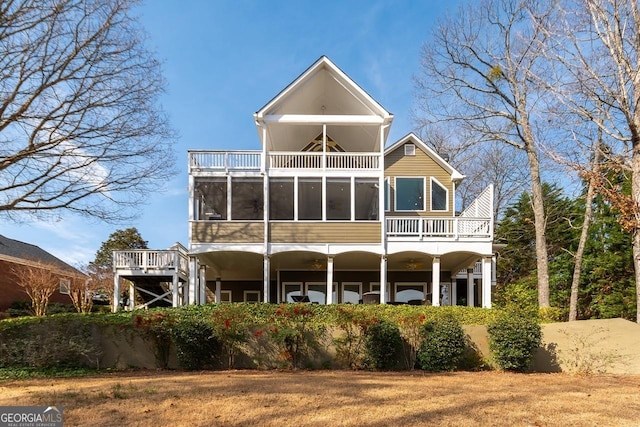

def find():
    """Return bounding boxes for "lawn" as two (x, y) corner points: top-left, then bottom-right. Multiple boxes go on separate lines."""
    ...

(1, 370), (639, 426)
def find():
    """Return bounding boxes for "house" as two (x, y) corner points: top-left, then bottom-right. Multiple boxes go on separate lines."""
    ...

(0, 234), (81, 312)
(113, 56), (495, 310)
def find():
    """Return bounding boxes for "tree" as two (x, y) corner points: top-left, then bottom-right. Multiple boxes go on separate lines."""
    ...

(539, 0), (640, 322)
(68, 267), (100, 314)
(414, 0), (557, 306)
(91, 227), (147, 305)
(0, 0), (175, 223)
(12, 262), (65, 316)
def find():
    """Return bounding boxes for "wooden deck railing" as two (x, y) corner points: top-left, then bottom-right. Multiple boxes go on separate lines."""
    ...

(113, 249), (189, 275)
(386, 217), (492, 239)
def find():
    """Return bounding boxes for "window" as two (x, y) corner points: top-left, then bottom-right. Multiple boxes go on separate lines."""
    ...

(194, 178), (227, 220)
(395, 177), (425, 211)
(243, 290), (261, 303)
(342, 282), (362, 304)
(404, 143), (416, 156)
(59, 278), (70, 295)
(370, 282), (391, 303)
(431, 178), (448, 211)
(327, 178), (351, 220)
(232, 178), (264, 220)
(283, 282), (303, 303)
(219, 290), (232, 303)
(298, 178), (322, 220)
(395, 283), (427, 304)
(270, 178), (294, 220)
(355, 178), (378, 220)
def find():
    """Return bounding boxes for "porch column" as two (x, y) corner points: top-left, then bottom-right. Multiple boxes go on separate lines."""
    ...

(467, 267), (475, 307)
(431, 257), (440, 307)
(482, 256), (492, 308)
(113, 275), (121, 312)
(188, 257), (199, 305)
(326, 256), (334, 304)
(215, 277), (221, 304)
(129, 281), (135, 311)
(199, 266), (206, 304)
(263, 255), (271, 303)
(451, 279), (457, 306)
(380, 255), (387, 304)
(172, 275), (179, 307)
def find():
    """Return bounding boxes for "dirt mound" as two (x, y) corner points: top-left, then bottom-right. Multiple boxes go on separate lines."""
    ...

(466, 318), (640, 374)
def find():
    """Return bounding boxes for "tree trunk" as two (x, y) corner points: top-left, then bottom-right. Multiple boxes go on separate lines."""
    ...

(523, 126), (550, 307)
(632, 124), (640, 324)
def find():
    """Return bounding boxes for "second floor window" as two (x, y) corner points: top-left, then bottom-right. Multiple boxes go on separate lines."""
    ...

(431, 178), (448, 211)
(232, 179), (264, 220)
(395, 177), (425, 211)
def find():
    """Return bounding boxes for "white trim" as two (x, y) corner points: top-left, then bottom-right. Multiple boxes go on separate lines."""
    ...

(261, 114), (384, 125)
(282, 282), (303, 303)
(394, 176), (426, 212)
(384, 177), (390, 212)
(430, 177), (449, 212)
(59, 278), (71, 295)
(243, 290), (261, 303)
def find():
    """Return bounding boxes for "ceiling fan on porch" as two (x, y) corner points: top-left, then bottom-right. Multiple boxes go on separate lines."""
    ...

(405, 259), (424, 271)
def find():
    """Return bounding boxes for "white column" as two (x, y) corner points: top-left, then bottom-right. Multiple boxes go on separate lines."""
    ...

(129, 281), (135, 311)
(277, 269), (282, 303)
(113, 275), (121, 312)
(467, 267), (475, 307)
(215, 277), (222, 304)
(451, 279), (457, 306)
(263, 255), (270, 303)
(199, 266), (206, 304)
(188, 257), (199, 305)
(172, 275), (179, 307)
(326, 256), (334, 304)
(482, 256), (492, 308)
(432, 257), (441, 306)
(380, 255), (387, 304)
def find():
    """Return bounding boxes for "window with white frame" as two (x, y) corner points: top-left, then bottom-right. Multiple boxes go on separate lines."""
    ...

(342, 282), (362, 304)
(232, 178), (264, 220)
(384, 178), (390, 211)
(326, 178), (351, 220)
(404, 143), (416, 156)
(283, 282), (303, 303)
(431, 178), (448, 212)
(243, 290), (261, 303)
(355, 178), (378, 220)
(194, 178), (227, 220)
(298, 178), (322, 220)
(219, 290), (232, 303)
(59, 278), (70, 295)
(395, 177), (425, 211)
(270, 178), (294, 220)
(394, 283), (427, 303)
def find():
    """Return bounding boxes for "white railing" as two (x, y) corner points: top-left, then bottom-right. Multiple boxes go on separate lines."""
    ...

(189, 150), (380, 172)
(386, 217), (492, 239)
(189, 150), (261, 172)
(270, 152), (379, 170)
(113, 249), (189, 275)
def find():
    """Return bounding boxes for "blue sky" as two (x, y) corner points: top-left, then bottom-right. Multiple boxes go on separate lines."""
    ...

(0, 0), (462, 266)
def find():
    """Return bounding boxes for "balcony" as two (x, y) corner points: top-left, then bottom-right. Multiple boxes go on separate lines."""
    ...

(386, 217), (492, 240)
(113, 249), (189, 276)
(189, 150), (380, 173)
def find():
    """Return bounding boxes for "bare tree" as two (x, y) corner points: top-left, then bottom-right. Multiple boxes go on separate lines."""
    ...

(0, 0), (175, 222)
(414, 0), (557, 306)
(540, 0), (640, 322)
(68, 269), (99, 313)
(12, 262), (63, 316)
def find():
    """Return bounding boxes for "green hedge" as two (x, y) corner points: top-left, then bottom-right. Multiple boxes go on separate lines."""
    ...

(0, 304), (525, 373)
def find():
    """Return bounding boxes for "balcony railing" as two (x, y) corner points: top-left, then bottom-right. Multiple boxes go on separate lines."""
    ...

(189, 150), (380, 173)
(386, 217), (492, 239)
(113, 249), (189, 275)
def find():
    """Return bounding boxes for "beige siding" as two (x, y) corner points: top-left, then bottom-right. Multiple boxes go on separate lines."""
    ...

(191, 222), (264, 244)
(385, 143), (454, 217)
(270, 222), (381, 243)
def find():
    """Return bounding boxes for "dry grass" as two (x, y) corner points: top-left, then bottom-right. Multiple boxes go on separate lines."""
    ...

(1, 370), (639, 426)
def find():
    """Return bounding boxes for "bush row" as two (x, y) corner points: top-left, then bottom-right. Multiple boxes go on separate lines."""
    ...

(0, 304), (541, 373)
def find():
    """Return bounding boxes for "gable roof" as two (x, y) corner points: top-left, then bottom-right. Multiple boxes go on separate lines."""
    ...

(385, 133), (465, 182)
(255, 56), (393, 120)
(0, 234), (81, 274)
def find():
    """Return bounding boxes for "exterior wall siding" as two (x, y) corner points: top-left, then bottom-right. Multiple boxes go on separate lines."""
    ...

(191, 221), (264, 244)
(384, 143), (454, 217)
(270, 222), (381, 243)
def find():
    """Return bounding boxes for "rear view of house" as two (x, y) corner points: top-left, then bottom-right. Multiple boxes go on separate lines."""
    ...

(114, 56), (496, 310)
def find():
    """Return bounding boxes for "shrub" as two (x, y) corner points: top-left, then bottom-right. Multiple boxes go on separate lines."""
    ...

(171, 319), (221, 370)
(487, 312), (541, 371)
(363, 320), (402, 370)
(416, 316), (466, 372)
(0, 318), (100, 369)
(133, 310), (175, 369)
